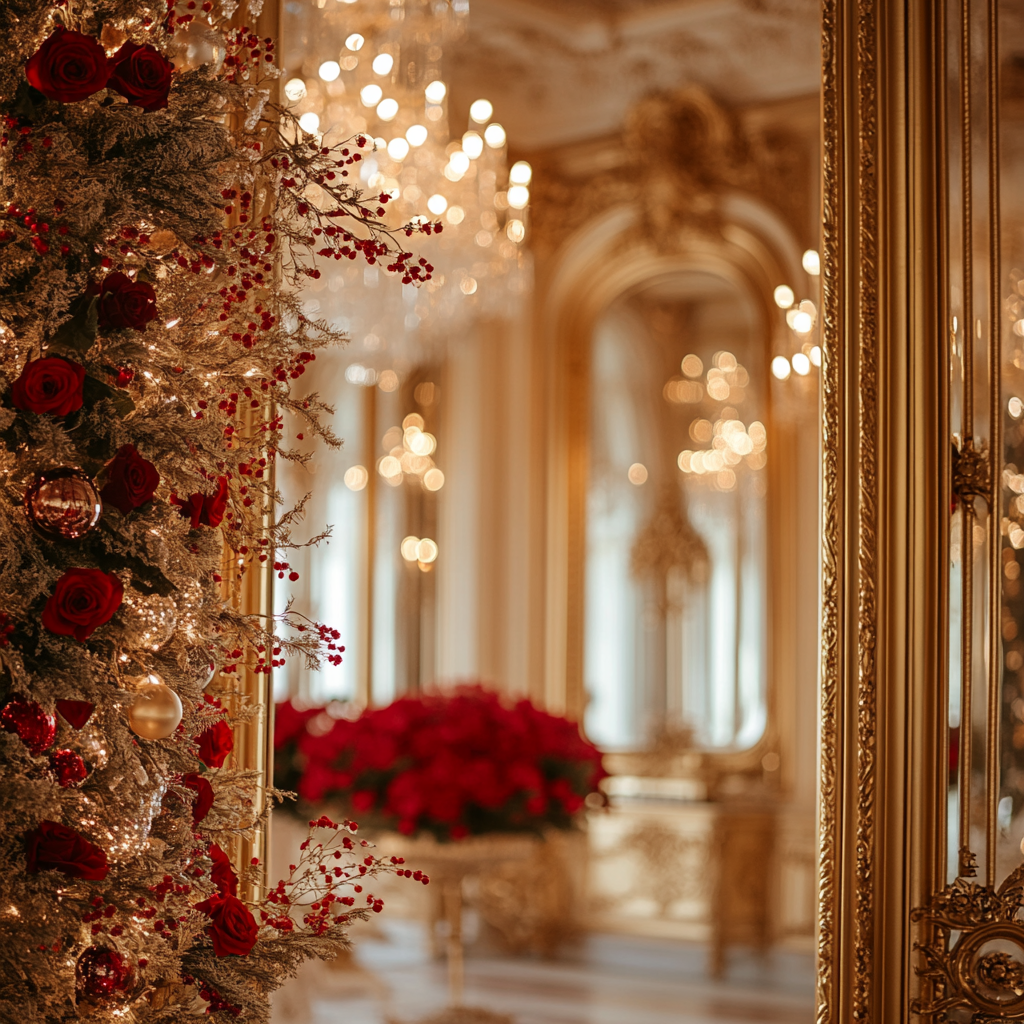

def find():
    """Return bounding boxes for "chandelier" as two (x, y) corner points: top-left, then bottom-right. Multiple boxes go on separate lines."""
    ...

(280, 0), (531, 365)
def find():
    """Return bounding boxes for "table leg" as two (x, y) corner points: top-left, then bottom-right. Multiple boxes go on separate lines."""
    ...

(443, 877), (464, 1006)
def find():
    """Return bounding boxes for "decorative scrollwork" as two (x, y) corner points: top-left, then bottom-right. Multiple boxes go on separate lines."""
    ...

(913, 864), (1024, 1019)
(953, 438), (992, 507)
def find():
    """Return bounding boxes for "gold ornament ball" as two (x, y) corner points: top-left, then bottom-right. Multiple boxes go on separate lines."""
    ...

(127, 674), (183, 740)
(25, 468), (102, 540)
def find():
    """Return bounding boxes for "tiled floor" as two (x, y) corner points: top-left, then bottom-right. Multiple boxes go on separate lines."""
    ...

(271, 921), (815, 1024)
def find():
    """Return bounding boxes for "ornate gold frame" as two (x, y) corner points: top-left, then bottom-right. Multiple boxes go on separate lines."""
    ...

(817, 1), (1010, 1019)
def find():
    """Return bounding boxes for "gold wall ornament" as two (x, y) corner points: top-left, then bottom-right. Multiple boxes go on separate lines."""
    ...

(912, 866), (1024, 1020)
(953, 439), (992, 507)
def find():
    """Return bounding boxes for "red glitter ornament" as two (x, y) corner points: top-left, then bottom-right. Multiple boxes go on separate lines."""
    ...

(49, 748), (87, 787)
(0, 696), (56, 755)
(75, 946), (135, 1010)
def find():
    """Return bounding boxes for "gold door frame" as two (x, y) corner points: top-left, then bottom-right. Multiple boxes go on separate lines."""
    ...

(818, 0), (1011, 1019)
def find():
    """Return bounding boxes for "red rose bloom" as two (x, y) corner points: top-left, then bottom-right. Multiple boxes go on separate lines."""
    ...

(208, 842), (238, 896)
(11, 357), (86, 416)
(100, 444), (159, 514)
(171, 477), (229, 529)
(41, 568), (124, 642)
(97, 273), (158, 332)
(108, 41), (173, 111)
(194, 892), (259, 956)
(196, 718), (233, 768)
(26, 27), (110, 103)
(183, 772), (214, 826)
(25, 820), (109, 881)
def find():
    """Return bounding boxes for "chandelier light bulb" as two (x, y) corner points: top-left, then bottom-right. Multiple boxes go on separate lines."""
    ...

(509, 160), (532, 185)
(406, 124), (428, 146)
(469, 98), (493, 123)
(773, 284), (795, 308)
(360, 84), (383, 107)
(372, 53), (395, 76)
(424, 80), (447, 104)
(376, 98), (399, 121)
(507, 185), (530, 210)
(387, 137), (410, 160)
(344, 466), (369, 491)
(318, 60), (340, 81)
(462, 131), (484, 159)
(416, 538), (439, 563)
(484, 123), (506, 148)
(345, 33), (364, 50)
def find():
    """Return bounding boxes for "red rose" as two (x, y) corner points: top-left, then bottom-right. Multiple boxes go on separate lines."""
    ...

(196, 718), (233, 768)
(97, 273), (158, 332)
(11, 356), (85, 416)
(183, 772), (214, 827)
(25, 819), (109, 881)
(208, 842), (238, 896)
(171, 477), (229, 529)
(108, 42), (173, 112)
(25, 27), (110, 103)
(100, 444), (159, 514)
(194, 892), (259, 956)
(41, 568), (124, 642)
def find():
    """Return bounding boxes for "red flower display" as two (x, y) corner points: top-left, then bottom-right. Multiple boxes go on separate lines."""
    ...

(25, 27), (109, 103)
(274, 687), (607, 841)
(209, 842), (238, 896)
(25, 819), (109, 880)
(171, 476), (229, 529)
(194, 892), (259, 956)
(183, 772), (214, 826)
(11, 356), (86, 416)
(100, 444), (159, 514)
(97, 272), (158, 332)
(107, 42), (173, 111)
(41, 568), (123, 642)
(196, 718), (233, 769)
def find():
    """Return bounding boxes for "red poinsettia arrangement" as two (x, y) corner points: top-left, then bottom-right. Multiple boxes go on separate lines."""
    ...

(275, 687), (607, 841)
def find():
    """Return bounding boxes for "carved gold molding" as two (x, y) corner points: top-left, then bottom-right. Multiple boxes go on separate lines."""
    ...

(818, 1), (951, 1020)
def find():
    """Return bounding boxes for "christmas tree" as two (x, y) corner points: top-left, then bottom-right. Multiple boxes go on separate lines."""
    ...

(0, 1), (431, 1019)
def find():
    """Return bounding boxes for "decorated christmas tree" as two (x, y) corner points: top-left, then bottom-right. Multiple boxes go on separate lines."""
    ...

(0, 1), (432, 1019)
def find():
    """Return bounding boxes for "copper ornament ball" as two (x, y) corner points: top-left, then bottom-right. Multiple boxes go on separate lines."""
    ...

(127, 673), (183, 740)
(24, 468), (102, 540)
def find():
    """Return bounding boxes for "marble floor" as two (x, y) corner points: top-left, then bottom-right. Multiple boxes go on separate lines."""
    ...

(271, 921), (815, 1024)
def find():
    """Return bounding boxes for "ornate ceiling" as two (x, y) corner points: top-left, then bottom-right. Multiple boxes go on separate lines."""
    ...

(448, 0), (822, 150)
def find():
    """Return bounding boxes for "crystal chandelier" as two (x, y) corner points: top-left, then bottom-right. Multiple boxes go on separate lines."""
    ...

(280, 0), (531, 364)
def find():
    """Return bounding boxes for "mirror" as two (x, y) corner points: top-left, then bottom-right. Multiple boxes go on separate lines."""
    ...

(584, 272), (768, 752)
